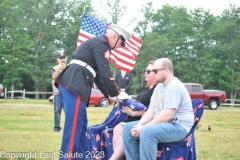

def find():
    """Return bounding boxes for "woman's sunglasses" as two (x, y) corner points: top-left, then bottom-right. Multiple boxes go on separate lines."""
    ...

(144, 69), (152, 74)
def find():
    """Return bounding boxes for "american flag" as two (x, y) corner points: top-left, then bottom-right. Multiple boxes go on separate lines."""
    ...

(77, 13), (143, 72)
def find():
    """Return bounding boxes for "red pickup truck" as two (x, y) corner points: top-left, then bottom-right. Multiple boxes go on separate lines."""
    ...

(184, 83), (226, 110)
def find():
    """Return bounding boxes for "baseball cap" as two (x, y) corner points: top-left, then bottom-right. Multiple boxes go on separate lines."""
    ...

(57, 53), (66, 59)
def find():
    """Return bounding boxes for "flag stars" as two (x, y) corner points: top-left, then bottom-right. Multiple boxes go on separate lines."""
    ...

(130, 103), (136, 110)
(81, 14), (107, 36)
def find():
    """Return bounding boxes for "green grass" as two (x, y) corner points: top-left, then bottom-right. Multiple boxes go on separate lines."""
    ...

(0, 98), (50, 104)
(195, 106), (240, 160)
(0, 99), (240, 159)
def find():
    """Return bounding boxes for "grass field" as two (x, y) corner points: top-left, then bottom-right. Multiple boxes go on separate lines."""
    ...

(0, 99), (240, 160)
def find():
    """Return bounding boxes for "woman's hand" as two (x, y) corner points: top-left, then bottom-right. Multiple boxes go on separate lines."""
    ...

(122, 106), (133, 116)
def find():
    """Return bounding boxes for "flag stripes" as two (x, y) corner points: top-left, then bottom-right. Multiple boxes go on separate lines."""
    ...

(77, 13), (142, 72)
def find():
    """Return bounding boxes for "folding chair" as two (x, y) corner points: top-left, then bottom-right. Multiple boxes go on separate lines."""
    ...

(156, 99), (204, 160)
(87, 106), (128, 160)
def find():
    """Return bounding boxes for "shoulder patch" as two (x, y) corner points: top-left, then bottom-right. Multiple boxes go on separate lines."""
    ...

(110, 77), (115, 80)
(104, 50), (110, 61)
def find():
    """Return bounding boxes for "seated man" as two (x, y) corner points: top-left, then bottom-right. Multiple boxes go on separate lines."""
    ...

(122, 58), (194, 160)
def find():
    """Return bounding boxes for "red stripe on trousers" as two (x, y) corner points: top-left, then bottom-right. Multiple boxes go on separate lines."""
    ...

(68, 96), (81, 160)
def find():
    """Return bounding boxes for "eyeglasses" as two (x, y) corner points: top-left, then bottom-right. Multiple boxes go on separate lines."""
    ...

(59, 57), (65, 59)
(119, 35), (126, 47)
(144, 69), (152, 74)
(112, 29), (126, 47)
(151, 68), (165, 74)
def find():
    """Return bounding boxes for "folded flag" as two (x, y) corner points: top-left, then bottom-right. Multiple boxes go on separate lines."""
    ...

(119, 99), (147, 111)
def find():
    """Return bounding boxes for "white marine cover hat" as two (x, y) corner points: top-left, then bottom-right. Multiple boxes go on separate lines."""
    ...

(110, 24), (131, 41)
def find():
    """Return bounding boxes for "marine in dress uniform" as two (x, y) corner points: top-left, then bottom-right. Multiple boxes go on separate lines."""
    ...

(55, 24), (131, 160)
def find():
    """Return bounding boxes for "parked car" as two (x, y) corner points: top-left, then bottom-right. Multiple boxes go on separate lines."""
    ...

(0, 84), (4, 98)
(184, 83), (226, 110)
(49, 88), (114, 107)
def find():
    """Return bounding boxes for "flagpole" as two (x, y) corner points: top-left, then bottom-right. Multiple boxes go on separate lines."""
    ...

(82, 0), (86, 15)
(76, 0), (87, 48)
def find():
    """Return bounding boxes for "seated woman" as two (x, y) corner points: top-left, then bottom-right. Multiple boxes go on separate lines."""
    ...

(109, 60), (158, 160)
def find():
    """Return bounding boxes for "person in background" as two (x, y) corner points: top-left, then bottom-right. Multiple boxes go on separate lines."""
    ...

(109, 60), (158, 160)
(122, 58), (194, 160)
(51, 52), (67, 132)
(115, 70), (132, 94)
(55, 24), (132, 160)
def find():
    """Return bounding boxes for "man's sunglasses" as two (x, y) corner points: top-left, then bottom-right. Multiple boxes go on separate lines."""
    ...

(144, 69), (152, 74)
(152, 68), (166, 74)
(112, 29), (126, 47)
(119, 35), (126, 47)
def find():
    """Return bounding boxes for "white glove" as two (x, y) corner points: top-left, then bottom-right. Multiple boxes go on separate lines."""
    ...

(110, 96), (121, 104)
(110, 96), (117, 102)
(116, 92), (131, 102)
(111, 92), (131, 103)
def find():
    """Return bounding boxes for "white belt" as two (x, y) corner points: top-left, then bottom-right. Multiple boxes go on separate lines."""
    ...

(70, 59), (96, 77)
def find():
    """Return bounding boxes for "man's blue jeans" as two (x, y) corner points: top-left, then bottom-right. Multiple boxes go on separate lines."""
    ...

(122, 121), (188, 160)
(53, 95), (63, 131)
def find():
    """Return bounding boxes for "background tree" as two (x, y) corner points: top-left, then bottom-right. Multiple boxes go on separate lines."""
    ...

(179, 8), (217, 86)
(213, 5), (240, 102)
(133, 5), (193, 93)
(0, 0), (34, 98)
(60, 0), (95, 57)
(133, 2), (154, 39)
(99, 0), (126, 24)
(21, 0), (64, 98)
(21, 0), (94, 98)
(1, 1), (240, 101)
(132, 3), (239, 100)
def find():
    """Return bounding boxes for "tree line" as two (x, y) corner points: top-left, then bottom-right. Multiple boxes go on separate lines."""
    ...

(0, 0), (239, 101)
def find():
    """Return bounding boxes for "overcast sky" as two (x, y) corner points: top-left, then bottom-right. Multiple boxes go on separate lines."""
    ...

(93, 0), (240, 34)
